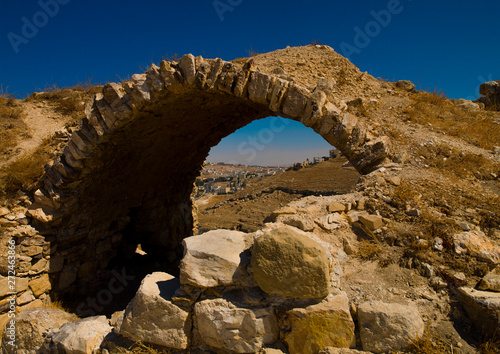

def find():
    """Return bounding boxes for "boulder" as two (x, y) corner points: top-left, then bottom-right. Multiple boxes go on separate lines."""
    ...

(357, 300), (425, 353)
(1, 307), (77, 354)
(284, 293), (356, 354)
(478, 267), (500, 292)
(479, 80), (500, 107)
(251, 227), (330, 299)
(179, 229), (251, 288)
(118, 272), (190, 349)
(52, 316), (112, 354)
(396, 80), (416, 91)
(453, 230), (500, 264)
(456, 287), (500, 338)
(194, 298), (278, 353)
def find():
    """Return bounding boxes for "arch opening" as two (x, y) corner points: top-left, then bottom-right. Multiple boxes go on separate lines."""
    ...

(30, 56), (391, 315)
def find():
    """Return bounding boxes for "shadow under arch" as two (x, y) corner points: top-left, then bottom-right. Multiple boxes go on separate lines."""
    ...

(28, 54), (391, 313)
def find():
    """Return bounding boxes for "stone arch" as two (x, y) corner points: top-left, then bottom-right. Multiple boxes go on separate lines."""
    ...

(27, 53), (391, 304)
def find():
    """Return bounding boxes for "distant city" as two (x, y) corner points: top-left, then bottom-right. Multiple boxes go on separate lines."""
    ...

(195, 149), (338, 197)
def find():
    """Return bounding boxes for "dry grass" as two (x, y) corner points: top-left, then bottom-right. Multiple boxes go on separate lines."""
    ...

(0, 136), (57, 198)
(415, 143), (498, 180)
(357, 239), (382, 261)
(0, 95), (27, 158)
(404, 90), (500, 150)
(410, 323), (451, 353)
(25, 81), (100, 120)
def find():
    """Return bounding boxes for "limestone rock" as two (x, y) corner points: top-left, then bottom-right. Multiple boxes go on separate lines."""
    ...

(179, 54), (196, 86)
(179, 229), (251, 288)
(251, 227), (330, 299)
(458, 100), (481, 111)
(478, 267), (500, 292)
(270, 206), (297, 219)
(456, 287), (500, 337)
(357, 300), (425, 353)
(328, 203), (346, 213)
(358, 215), (383, 231)
(194, 298), (278, 353)
(52, 316), (112, 354)
(118, 272), (190, 349)
(396, 80), (416, 91)
(284, 293), (356, 354)
(277, 214), (315, 232)
(1, 307), (77, 354)
(28, 274), (51, 297)
(453, 230), (500, 264)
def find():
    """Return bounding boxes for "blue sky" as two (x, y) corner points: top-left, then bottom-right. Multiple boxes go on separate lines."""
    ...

(1, 0), (499, 165)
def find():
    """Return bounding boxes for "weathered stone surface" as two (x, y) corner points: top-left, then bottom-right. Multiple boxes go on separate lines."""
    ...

(28, 274), (51, 297)
(328, 203), (346, 213)
(358, 215), (383, 231)
(456, 287), (500, 337)
(251, 227), (330, 298)
(357, 301), (425, 353)
(16, 289), (35, 306)
(179, 229), (250, 288)
(277, 214), (315, 232)
(282, 84), (309, 117)
(284, 293), (356, 354)
(179, 54), (196, 86)
(194, 298), (278, 353)
(118, 272), (190, 349)
(52, 315), (112, 354)
(1, 307), (77, 354)
(453, 230), (500, 264)
(479, 80), (500, 107)
(248, 71), (272, 104)
(396, 80), (416, 91)
(478, 267), (500, 292)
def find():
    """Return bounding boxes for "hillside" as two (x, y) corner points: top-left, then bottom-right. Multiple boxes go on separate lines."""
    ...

(0, 45), (500, 353)
(197, 157), (361, 232)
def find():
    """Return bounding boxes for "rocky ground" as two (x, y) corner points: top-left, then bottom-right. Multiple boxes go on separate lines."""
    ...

(0, 45), (500, 353)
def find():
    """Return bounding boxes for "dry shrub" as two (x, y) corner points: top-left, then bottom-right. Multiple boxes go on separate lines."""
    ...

(410, 322), (450, 354)
(0, 96), (27, 156)
(404, 90), (500, 150)
(357, 239), (382, 261)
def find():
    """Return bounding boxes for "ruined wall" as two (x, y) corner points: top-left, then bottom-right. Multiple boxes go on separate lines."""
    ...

(2, 52), (392, 311)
